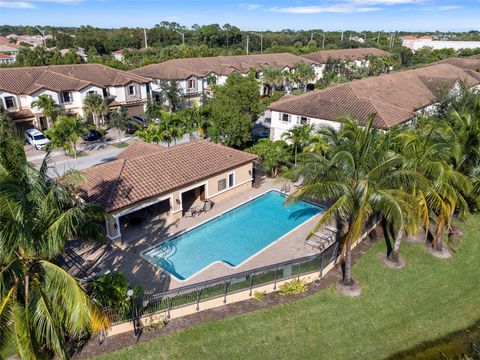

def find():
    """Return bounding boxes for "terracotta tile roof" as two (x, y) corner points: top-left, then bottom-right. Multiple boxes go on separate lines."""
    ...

(435, 57), (480, 71)
(0, 64), (151, 95)
(79, 140), (258, 212)
(130, 53), (316, 80)
(0, 53), (15, 59)
(269, 62), (480, 130)
(301, 47), (389, 64)
(116, 141), (165, 159)
(8, 108), (35, 120)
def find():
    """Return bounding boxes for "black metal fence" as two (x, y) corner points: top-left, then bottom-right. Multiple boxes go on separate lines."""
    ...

(104, 241), (340, 326)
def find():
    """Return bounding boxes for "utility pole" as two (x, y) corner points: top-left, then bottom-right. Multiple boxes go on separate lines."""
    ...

(144, 28), (148, 49)
(310, 32), (313, 42)
(376, 32), (380, 45)
(260, 33), (263, 53)
(35, 26), (46, 47)
(174, 30), (185, 45)
(246, 35), (249, 55)
(340, 31), (344, 43)
(322, 33), (325, 48)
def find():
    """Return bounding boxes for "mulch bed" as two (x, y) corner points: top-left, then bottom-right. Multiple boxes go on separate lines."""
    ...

(75, 234), (381, 360)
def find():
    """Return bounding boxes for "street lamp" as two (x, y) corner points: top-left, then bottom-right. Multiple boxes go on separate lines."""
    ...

(127, 288), (137, 336)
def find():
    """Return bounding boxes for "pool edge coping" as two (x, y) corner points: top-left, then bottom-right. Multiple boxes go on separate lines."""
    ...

(141, 189), (324, 284)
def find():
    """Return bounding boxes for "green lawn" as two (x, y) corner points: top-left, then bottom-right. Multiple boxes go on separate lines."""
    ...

(96, 215), (478, 359)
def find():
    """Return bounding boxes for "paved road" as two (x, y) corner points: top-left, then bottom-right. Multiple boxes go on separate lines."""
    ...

(31, 133), (196, 176)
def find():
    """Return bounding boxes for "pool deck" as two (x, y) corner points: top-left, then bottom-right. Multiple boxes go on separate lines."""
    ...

(67, 178), (324, 292)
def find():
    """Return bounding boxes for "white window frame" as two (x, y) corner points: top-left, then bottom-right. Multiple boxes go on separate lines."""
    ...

(281, 113), (291, 123)
(187, 78), (197, 90)
(228, 171), (235, 188)
(3, 96), (16, 109)
(298, 116), (308, 125)
(60, 92), (72, 104)
(127, 84), (136, 96)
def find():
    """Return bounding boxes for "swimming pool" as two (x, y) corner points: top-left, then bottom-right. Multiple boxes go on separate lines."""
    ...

(143, 190), (322, 280)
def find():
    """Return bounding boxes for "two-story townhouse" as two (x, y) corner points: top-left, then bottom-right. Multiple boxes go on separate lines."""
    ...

(268, 58), (480, 140)
(129, 53), (319, 107)
(300, 47), (390, 79)
(0, 64), (151, 132)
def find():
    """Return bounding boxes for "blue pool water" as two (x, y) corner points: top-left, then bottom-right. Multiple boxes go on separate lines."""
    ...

(143, 191), (322, 280)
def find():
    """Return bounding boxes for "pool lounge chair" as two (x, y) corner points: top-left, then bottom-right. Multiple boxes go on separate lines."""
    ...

(293, 175), (304, 188)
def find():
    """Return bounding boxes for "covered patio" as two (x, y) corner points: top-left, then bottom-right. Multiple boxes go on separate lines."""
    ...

(78, 140), (257, 242)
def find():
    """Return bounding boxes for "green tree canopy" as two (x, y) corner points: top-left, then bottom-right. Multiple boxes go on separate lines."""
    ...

(209, 71), (262, 148)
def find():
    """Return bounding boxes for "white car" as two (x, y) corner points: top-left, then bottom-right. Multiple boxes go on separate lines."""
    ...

(25, 129), (50, 150)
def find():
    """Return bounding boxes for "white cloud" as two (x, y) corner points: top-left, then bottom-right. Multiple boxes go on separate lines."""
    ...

(436, 5), (463, 10)
(0, 0), (35, 8)
(0, 0), (82, 8)
(269, 4), (382, 13)
(347, 0), (425, 4)
(246, 4), (261, 10)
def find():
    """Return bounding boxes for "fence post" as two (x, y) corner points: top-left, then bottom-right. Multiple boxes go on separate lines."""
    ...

(223, 282), (228, 304)
(319, 253), (324, 278)
(249, 275), (254, 296)
(196, 290), (200, 311)
(167, 297), (171, 319)
(273, 267), (278, 290)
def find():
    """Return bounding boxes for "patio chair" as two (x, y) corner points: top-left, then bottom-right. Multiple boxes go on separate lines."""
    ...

(281, 183), (291, 193)
(292, 175), (304, 188)
(325, 225), (338, 233)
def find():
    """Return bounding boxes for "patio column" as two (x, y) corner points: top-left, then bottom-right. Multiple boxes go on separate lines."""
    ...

(106, 213), (121, 241)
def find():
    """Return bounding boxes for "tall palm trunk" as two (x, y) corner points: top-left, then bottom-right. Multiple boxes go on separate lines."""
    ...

(389, 225), (403, 263)
(294, 144), (298, 165)
(343, 243), (353, 285)
(72, 141), (78, 169)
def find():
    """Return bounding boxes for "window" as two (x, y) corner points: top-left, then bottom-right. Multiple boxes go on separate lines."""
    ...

(228, 172), (235, 188)
(187, 78), (196, 90)
(4, 96), (16, 109)
(218, 179), (227, 192)
(87, 90), (95, 95)
(60, 92), (72, 103)
(298, 116), (308, 125)
(127, 85), (136, 96)
(281, 113), (291, 123)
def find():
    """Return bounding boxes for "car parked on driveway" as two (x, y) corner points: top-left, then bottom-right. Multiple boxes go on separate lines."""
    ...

(24, 128), (50, 150)
(83, 129), (103, 141)
(130, 115), (149, 128)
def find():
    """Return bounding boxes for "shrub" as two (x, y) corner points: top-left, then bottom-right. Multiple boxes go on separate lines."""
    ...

(89, 272), (143, 317)
(278, 279), (308, 296)
(253, 291), (266, 302)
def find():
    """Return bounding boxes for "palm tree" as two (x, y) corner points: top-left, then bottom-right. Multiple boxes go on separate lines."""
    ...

(290, 116), (420, 289)
(0, 138), (109, 359)
(0, 105), (14, 138)
(45, 115), (86, 169)
(108, 107), (130, 143)
(396, 119), (472, 253)
(282, 124), (314, 165)
(31, 94), (60, 129)
(83, 93), (108, 127)
(262, 66), (284, 95)
(293, 61), (316, 92)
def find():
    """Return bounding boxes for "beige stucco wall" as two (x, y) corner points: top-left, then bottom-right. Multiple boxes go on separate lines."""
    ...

(206, 163), (253, 199)
(107, 162), (254, 241)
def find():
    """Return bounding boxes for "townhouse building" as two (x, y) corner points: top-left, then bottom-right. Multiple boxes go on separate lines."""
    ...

(0, 64), (151, 131)
(268, 57), (480, 140)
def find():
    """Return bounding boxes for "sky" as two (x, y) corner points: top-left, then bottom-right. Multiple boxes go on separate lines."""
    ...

(0, 0), (479, 32)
